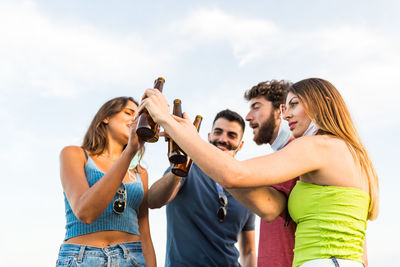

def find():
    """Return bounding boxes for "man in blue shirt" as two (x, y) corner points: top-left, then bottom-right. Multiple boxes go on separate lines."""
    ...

(148, 109), (256, 267)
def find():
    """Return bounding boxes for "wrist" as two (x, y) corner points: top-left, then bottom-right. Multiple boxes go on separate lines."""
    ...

(123, 145), (138, 158)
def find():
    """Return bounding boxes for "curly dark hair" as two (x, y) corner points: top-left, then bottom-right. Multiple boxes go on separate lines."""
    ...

(244, 80), (292, 109)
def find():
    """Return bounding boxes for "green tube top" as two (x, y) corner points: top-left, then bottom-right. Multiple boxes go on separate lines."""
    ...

(288, 180), (369, 267)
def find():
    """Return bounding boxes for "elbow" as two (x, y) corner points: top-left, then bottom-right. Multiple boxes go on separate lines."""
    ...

(259, 205), (286, 222)
(75, 208), (96, 224)
(219, 163), (249, 189)
(76, 214), (94, 225)
(147, 201), (161, 210)
(261, 212), (280, 222)
(147, 193), (162, 210)
(220, 172), (244, 189)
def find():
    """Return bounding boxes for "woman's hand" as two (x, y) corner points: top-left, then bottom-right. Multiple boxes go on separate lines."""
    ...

(127, 116), (143, 155)
(138, 88), (171, 125)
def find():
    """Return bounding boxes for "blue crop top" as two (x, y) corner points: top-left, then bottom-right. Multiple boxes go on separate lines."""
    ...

(64, 155), (144, 240)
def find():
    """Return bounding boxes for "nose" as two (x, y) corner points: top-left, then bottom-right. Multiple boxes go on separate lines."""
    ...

(283, 108), (291, 121)
(245, 111), (253, 122)
(216, 132), (229, 144)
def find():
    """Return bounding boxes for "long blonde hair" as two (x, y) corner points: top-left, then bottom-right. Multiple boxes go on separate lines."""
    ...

(289, 78), (379, 220)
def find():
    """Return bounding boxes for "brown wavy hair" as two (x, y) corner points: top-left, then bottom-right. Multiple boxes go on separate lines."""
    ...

(82, 96), (139, 156)
(244, 80), (292, 109)
(289, 78), (379, 220)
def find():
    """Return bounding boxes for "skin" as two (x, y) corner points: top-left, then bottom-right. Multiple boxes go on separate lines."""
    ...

(283, 93), (312, 138)
(60, 101), (156, 266)
(227, 97), (288, 221)
(139, 87), (369, 195)
(284, 92), (369, 265)
(140, 88), (369, 265)
(246, 96), (280, 145)
(147, 117), (256, 267)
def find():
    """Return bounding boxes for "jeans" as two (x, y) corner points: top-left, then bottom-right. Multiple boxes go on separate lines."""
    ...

(56, 242), (145, 267)
(300, 257), (364, 267)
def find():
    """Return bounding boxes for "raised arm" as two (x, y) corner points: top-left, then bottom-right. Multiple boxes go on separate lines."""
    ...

(147, 171), (182, 209)
(60, 145), (137, 224)
(138, 88), (322, 189)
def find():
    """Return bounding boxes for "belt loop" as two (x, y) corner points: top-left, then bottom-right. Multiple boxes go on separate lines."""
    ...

(330, 256), (340, 267)
(119, 243), (129, 259)
(77, 245), (86, 263)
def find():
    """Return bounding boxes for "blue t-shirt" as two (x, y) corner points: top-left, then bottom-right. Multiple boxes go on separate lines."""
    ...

(165, 163), (255, 267)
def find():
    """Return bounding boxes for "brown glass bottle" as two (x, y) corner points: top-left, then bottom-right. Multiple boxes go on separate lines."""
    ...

(168, 99), (188, 164)
(136, 77), (165, 142)
(172, 115), (202, 177)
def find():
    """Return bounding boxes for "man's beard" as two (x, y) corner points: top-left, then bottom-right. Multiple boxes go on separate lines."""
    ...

(254, 112), (276, 145)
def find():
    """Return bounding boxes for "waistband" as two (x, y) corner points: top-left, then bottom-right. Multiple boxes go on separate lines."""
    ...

(300, 257), (365, 267)
(59, 242), (142, 263)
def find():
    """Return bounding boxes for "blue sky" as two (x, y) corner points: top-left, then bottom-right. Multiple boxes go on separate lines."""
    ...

(1, 1), (399, 266)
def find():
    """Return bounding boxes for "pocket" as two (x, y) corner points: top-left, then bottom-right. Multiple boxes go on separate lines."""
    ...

(55, 255), (76, 267)
(128, 252), (146, 267)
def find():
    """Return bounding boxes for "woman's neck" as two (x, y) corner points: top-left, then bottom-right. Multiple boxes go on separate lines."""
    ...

(101, 138), (125, 160)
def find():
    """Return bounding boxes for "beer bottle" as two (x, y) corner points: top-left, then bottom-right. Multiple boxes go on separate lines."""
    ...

(172, 115), (202, 177)
(168, 99), (188, 164)
(136, 77), (165, 142)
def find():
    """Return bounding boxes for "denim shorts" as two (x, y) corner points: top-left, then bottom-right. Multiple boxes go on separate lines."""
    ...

(56, 242), (145, 267)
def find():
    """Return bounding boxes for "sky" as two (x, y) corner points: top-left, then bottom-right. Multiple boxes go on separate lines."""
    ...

(0, 0), (399, 266)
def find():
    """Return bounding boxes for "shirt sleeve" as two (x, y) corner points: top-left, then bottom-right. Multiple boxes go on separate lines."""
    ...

(242, 212), (256, 231)
(271, 178), (298, 197)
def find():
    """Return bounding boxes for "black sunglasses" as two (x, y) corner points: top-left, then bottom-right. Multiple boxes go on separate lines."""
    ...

(217, 192), (228, 222)
(113, 184), (127, 215)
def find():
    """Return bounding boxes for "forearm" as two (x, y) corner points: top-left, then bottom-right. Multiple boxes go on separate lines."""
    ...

(147, 171), (182, 209)
(228, 187), (287, 222)
(160, 117), (244, 188)
(75, 147), (137, 223)
(240, 251), (256, 267)
(139, 176), (157, 267)
(141, 236), (156, 267)
(239, 230), (256, 267)
(362, 237), (368, 266)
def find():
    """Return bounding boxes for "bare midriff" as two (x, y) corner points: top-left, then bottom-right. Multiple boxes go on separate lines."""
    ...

(64, 231), (140, 247)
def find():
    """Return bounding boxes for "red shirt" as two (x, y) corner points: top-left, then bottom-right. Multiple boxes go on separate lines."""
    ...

(258, 137), (298, 267)
(257, 178), (298, 267)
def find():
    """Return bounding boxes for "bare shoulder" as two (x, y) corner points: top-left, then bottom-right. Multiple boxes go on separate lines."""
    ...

(137, 165), (148, 180)
(284, 135), (349, 160)
(60, 145), (85, 161)
(292, 135), (346, 148)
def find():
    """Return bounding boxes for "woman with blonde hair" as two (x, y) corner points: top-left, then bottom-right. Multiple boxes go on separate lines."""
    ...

(139, 78), (378, 267)
(56, 97), (156, 267)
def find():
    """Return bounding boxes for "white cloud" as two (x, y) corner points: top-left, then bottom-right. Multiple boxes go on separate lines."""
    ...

(0, 1), (170, 99)
(171, 8), (400, 129)
(171, 8), (279, 66)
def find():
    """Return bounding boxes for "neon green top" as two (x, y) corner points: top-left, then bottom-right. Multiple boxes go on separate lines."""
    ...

(288, 181), (369, 267)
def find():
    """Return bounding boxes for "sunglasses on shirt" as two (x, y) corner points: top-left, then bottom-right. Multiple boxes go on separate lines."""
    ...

(217, 192), (228, 222)
(113, 184), (127, 215)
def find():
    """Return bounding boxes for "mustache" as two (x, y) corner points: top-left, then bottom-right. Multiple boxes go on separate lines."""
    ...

(211, 141), (239, 151)
(249, 123), (258, 128)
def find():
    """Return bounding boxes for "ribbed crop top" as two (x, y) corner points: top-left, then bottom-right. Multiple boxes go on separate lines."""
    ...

(63, 156), (144, 240)
(288, 180), (369, 267)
